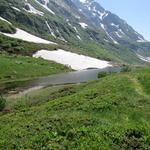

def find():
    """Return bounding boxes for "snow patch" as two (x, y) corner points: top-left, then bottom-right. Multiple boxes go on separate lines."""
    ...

(137, 54), (150, 63)
(115, 32), (122, 38)
(79, 0), (87, 3)
(35, 0), (55, 15)
(92, 12), (96, 16)
(99, 11), (108, 20)
(55, 28), (67, 42)
(33, 49), (112, 70)
(107, 33), (118, 44)
(111, 23), (119, 28)
(104, 39), (109, 43)
(12, 6), (21, 12)
(45, 21), (56, 38)
(73, 27), (79, 33)
(100, 23), (105, 30)
(100, 23), (119, 44)
(58, 37), (67, 43)
(75, 15), (81, 19)
(118, 29), (125, 35)
(24, 3), (44, 16)
(77, 35), (81, 40)
(137, 36), (147, 43)
(0, 16), (12, 24)
(79, 22), (88, 29)
(0, 28), (56, 44)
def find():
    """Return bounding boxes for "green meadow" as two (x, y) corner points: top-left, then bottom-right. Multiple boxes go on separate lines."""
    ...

(0, 68), (149, 149)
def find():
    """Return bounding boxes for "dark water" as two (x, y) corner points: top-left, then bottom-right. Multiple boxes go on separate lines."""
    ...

(2, 67), (122, 94)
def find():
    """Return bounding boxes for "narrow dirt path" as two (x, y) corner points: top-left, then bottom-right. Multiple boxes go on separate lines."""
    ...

(125, 74), (149, 98)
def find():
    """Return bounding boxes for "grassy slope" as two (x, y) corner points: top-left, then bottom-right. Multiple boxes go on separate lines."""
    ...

(0, 34), (70, 88)
(0, 20), (16, 33)
(0, 54), (70, 83)
(0, 68), (150, 149)
(0, 34), (59, 55)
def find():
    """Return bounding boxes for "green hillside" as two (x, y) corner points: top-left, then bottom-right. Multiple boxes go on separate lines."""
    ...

(0, 54), (70, 83)
(0, 68), (150, 149)
(0, 0), (150, 149)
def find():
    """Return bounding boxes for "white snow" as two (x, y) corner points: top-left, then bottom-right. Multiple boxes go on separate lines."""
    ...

(33, 49), (112, 70)
(103, 12), (109, 19)
(88, 6), (91, 11)
(118, 29), (125, 35)
(100, 22), (119, 44)
(67, 22), (72, 27)
(24, 3), (44, 16)
(75, 15), (81, 19)
(93, 6), (97, 12)
(0, 28), (56, 44)
(104, 39), (109, 43)
(55, 28), (67, 42)
(12, 6), (21, 12)
(73, 27), (79, 33)
(99, 11), (108, 20)
(106, 32), (118, 44)
(99, 11), (105, 20)
(79, 22), (88, 29)
(100, 23), (105, 30)
(92, 12), (96, 16)
(58, 36), (67, 43)
(45, 21), (56, 38)
(0, 16), (12, 24)
(137, 54), (150, 63)
(137, 39), (146, 43)
(66, 20), (79, 34)
(137, 36), (147, 43)
(76, 35), (81, 40)
(79, 0), (86, 3)
(35, 0), (55, 15)
(111, 23), (119, 28)
(115, 31), (122, 38)
(0, 16), (55, 44)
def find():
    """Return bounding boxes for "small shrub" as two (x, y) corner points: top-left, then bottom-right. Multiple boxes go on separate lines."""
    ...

(0, 20), (16, 34)
(121, 129), (149, 149)
(67, 130), (76, 141)
(98, 71), (107, 78)
(85, 92), (99, 99)
(122, 64), (131, 72)
(0, 95), (6, 111)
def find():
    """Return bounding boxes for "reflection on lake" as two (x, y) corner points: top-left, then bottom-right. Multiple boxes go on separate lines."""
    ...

(2, 67), (122, 94)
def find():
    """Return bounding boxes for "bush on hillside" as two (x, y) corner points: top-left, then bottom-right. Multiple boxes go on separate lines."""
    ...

(0, 21), (16, 34)
(0, 94), (6, 111)
(122, 64), (131, 72)
(98, 71), (108, 78)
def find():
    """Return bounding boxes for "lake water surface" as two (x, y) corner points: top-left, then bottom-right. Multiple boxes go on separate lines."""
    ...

(3, 67), (122, 94)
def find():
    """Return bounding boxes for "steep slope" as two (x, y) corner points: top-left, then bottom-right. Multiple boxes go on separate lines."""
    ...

(76, 0), (146, 43)
(0, 0), (150, 64)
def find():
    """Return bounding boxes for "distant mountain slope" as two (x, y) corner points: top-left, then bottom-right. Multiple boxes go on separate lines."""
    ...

(0, 0), (150, 64)
(76, 0), (146, 43)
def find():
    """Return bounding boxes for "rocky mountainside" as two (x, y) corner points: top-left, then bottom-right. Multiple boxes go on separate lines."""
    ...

(0, 0), (150, 64)
(78, 0), (147, 43)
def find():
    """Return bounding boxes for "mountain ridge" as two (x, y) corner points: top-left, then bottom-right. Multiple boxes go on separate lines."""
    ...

(0, 0), (150, 64)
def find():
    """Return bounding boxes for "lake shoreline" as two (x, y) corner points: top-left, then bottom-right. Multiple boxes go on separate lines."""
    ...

(1, 67), (122, 96)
